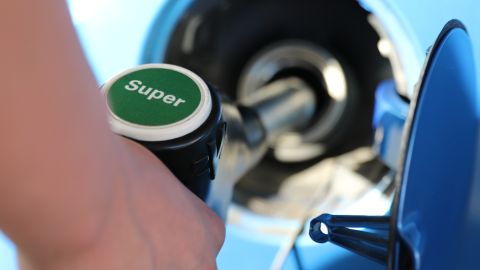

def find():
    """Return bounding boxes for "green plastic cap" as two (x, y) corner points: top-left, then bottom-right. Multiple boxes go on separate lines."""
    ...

(102, 64), (212, 141)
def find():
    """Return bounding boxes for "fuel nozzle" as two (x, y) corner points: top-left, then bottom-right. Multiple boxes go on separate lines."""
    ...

(102, 64), (316, 219)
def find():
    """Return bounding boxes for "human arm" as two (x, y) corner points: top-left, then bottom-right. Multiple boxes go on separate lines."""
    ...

(0, 1), (224, 269)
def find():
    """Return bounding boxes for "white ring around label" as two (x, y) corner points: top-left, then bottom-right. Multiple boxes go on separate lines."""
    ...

(101, 63), (212, 142)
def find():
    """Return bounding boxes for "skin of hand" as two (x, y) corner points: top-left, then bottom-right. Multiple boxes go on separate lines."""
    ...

(19, 137), (225, 270)
(0, 1), (224, 269)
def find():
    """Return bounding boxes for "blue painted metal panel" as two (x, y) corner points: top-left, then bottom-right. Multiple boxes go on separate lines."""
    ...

(373, 80), (409, 169)
(141, 0), (194, 64)
(67, 0), (167, 83)
(396, 24), (479, 269)
(0, 232), (18, 270)
(383, 0), (480, 86)
(296, 234), (386, 270)
(217, 225), (286, 270)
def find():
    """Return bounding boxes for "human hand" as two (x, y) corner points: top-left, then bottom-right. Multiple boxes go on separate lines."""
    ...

(20, 137), (224, 270)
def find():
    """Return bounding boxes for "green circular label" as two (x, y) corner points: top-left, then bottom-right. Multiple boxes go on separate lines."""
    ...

(107, 68), (202, 126)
